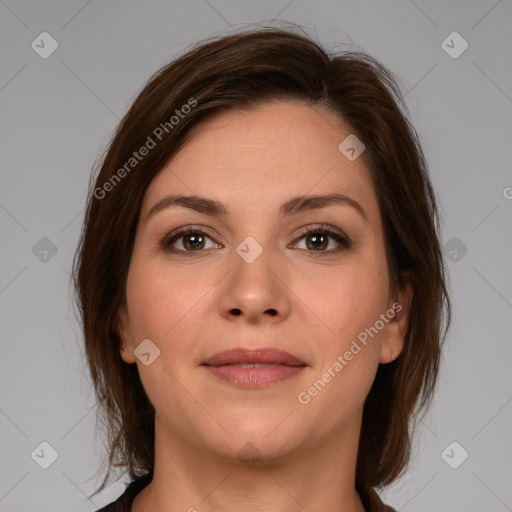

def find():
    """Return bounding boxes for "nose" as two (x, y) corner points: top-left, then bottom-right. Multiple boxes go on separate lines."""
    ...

(217, 244), (292, 325)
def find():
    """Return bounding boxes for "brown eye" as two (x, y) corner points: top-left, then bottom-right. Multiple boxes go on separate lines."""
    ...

(292, 224), (351, 255)
(180, 232), (206, 251)
(305, 232), (329, 251)
(160, 227), (220, 256)
(159, 224), (351, 258)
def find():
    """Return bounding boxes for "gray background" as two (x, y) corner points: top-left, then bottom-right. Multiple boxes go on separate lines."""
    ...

(1, 1), (511, 511)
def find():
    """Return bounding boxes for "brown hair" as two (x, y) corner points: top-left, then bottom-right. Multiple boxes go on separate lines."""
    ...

(73, 23), (452, 507)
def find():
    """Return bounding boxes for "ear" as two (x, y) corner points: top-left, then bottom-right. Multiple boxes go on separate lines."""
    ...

(116, 306), (137, 364)
(379, 272), (414, 364)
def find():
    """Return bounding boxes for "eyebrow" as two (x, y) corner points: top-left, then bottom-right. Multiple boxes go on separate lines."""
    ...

(146, 193), (368, 223)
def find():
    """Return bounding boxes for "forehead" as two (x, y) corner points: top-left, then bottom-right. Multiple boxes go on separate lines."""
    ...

(142, 101), (377, 218)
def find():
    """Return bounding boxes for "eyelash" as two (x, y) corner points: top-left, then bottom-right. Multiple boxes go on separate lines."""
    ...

(158, 224), (351, 258)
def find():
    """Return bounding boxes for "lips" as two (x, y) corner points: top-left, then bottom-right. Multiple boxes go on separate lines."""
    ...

(201, 348), (308, 388)
(202, 347), (306, 367)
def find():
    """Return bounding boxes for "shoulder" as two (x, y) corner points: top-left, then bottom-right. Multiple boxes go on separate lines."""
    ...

(94, 472), (153, 512)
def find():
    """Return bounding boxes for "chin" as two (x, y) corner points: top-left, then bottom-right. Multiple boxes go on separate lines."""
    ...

(206, 435), (300, 469)
(205, 414), (302, 456)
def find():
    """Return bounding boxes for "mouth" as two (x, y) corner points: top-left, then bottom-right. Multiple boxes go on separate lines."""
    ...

(201, 348), (307, 388)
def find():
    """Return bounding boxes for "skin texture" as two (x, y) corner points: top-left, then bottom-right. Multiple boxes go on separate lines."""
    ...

(118, 101), (413, 512)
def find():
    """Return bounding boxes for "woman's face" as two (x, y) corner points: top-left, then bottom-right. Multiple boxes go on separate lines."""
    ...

(119, 100), (411, 463)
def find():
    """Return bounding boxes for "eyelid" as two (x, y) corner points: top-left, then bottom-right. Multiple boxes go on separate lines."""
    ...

(293, 223), (347, 241)
(159, 223), (351, 255)
(158, 225), (220, 251)
(289, 224), (351, 253)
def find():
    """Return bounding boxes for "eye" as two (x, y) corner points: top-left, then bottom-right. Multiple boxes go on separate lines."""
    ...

(158, 223), (351, 257)
(291, 224), (351, 255)
(159, 226), (220, 256)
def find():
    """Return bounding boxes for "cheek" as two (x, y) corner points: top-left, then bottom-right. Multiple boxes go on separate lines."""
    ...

(125, 254), (212, 343)
(294, 262), (388, 422)
(294, 254), (390, 350)
(123, 257), (212, 411)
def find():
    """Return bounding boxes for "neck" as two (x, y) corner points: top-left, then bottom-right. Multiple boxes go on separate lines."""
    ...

(132, 414), (367, 512)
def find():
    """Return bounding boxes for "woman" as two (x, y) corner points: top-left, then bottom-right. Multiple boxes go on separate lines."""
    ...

(73, 25), (452, 512)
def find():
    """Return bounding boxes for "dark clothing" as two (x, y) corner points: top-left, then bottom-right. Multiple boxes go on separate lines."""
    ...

(95, 472), (152, 512)
(95, 472), (397, 512)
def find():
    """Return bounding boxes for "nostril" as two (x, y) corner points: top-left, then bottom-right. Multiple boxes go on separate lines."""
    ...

(231, 309), (242, 316)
